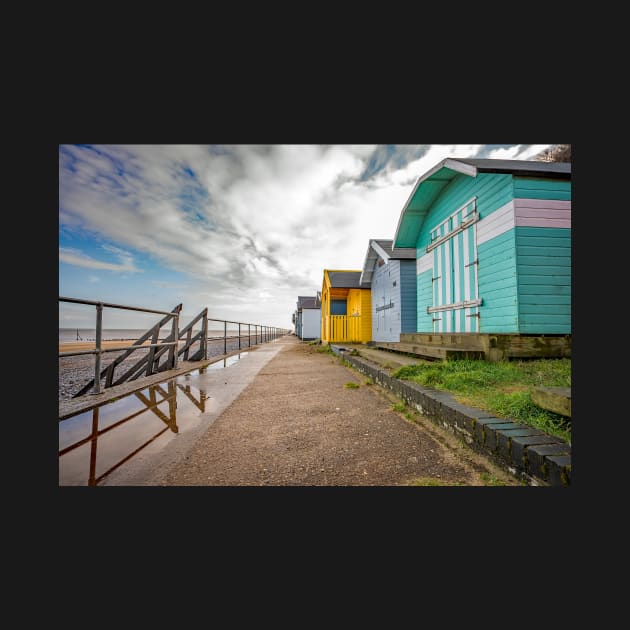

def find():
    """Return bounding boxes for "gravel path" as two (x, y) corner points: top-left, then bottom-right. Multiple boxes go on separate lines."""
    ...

(163, 336), (516, 486)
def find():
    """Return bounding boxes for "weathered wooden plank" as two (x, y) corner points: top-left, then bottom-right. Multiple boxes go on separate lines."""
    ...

(416, 252), (432, 273)
(515, 208), (571, 220)
(516, 245), (571, 258)
(476, 200), (514, 245)
(479, 244), (516, 268)
(519, 284), (571, 295)
(145, 327), (159, 377)
(518, 294), (570, 305)
(515, 216), (571, 228)
(513, 177), (571, 200)
(518, 275), (571, 285)
(515, 226), (571, 240)
(531, 386), (571, 417)
(517, 264), (570, 274)
(514, 198), (571, 210)
(517, 234), (571, 248)
(478, 275), (518, 294)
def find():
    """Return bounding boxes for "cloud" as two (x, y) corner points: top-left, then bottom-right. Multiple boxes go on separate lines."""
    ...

(59, 246), (141, 272)
(59, 144), (554, 326)
(88, 275), (100, 283)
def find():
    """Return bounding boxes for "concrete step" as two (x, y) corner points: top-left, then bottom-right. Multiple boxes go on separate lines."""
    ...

(374, 341), (485, 360)
(330, 344), (422, 370)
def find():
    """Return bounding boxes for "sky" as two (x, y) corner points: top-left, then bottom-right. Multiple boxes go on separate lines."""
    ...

(59, 144), (553, 331)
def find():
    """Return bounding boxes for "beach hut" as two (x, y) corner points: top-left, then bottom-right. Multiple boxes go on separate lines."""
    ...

(389, 157), (571, 360)
(294, 295), (321, 340)
(320, 270), (371, 343)
(359, 239), (416, 342)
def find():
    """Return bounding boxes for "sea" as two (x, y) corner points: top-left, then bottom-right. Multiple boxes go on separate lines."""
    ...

(59, 328), (245, 343)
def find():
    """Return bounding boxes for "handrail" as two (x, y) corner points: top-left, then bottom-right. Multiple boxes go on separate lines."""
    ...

(59, 296), (175, 316)
(59, 296), (290, 397)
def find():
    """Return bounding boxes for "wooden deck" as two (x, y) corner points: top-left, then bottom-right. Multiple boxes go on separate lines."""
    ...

(372, 333), (571, 361)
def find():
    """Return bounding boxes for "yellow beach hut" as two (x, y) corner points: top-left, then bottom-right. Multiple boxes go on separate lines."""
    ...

(320, 269), (371, 343)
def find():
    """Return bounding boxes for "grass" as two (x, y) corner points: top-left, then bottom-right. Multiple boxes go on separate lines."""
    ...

(316, 345), (333, 354)
(391, 402), (406, 413)
(344, 382), (360, 389)
(364, 377), (374, 386)
(407, 477), (465, 486)
(480, 472), (510, 486)
(391, 358), (571, 443)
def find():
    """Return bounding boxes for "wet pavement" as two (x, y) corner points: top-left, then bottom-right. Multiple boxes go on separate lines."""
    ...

(59, 336), (518, 487)
(59, 347), (281, 486)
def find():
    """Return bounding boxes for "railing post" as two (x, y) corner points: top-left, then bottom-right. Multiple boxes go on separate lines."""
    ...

(248, 324), (251, 347)
(239, 322), (241, 350)
(224, 320), (227, 355)
(172, 310), (180, 369)
(93, 302), (103, 394)
(202, 310), (208, 360)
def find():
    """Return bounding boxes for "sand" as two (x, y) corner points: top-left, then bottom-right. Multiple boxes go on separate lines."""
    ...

(59, 339), (151, 354)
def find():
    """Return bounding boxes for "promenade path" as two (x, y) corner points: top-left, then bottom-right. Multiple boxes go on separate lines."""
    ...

(131, 335), (516, 486)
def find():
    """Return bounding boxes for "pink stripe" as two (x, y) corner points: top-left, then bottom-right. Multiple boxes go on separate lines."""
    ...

(516, 208), (571, 219)
(514, 198), (571, 228)
(515, 198), (571, 210)
(515, 217), (571, 228)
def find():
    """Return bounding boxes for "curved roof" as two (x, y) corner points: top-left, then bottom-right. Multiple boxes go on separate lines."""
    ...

(393, 157), (571, 248)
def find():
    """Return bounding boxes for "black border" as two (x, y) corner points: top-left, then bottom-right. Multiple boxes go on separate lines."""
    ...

(52, 112), (579, 563)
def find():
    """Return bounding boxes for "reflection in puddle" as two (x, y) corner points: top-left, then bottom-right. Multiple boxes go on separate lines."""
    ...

(205, 352), (248, 370)
(59, 375), (215, 486)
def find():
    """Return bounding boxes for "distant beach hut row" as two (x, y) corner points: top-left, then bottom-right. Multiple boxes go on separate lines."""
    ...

(294, 157), (571, 359)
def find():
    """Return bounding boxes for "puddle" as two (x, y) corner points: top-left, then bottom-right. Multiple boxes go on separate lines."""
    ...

(59, 351), (251, 486)
(59, 375), (216, 486)
(205, 352), (248, 370)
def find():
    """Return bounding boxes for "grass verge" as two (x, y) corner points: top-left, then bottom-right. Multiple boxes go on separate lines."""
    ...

(391, 358), (571, 443)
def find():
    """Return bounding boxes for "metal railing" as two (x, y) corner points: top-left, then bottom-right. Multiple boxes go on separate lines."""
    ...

(59, 297), (290, 396)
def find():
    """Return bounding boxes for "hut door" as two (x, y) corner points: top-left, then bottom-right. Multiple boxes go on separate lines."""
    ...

(428, 199), (481, 333)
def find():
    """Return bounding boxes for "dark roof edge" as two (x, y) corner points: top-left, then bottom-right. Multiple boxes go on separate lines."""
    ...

(456, 157), (571, 178)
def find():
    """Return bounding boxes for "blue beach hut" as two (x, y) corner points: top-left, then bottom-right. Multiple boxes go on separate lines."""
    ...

(359, 239), (416, 342)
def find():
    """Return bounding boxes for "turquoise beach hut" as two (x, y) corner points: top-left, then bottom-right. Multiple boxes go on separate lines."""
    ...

(388, 158), (571, 360)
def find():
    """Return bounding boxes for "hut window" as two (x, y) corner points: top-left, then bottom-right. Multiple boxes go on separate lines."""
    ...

(393, 280), (397, 287)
